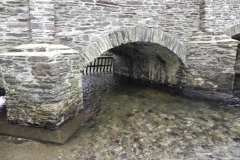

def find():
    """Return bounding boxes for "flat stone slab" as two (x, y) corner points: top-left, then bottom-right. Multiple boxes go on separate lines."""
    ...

(0, 108), (97, 144)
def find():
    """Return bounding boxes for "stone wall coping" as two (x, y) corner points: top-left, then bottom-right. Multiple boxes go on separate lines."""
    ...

(0, 43), (79, 56)
(226, 24), (240, 37)
(188, 39), (239, 44)
(0, 51), (60, 56)
(0, 49), (79, 56)
(15, 44), (71, 50)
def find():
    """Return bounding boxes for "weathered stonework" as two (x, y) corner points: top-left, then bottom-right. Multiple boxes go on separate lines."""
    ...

(0, 0), (239, 128)
(0, 0), (30, 53)
(0, 44), (83, 129)
(29, 0), (55, 42)
(185, 40), (238, 99)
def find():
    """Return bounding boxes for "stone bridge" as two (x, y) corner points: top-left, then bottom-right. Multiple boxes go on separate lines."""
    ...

(0, 0), (240, 129)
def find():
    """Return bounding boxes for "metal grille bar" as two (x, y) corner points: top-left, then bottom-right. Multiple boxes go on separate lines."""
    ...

(82, 56), (113, 74)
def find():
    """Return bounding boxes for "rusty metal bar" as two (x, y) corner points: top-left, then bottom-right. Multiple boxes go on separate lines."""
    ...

(84, 56), (113, 74)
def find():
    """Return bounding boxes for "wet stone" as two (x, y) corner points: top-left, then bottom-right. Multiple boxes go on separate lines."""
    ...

(211, 136), (222, 143)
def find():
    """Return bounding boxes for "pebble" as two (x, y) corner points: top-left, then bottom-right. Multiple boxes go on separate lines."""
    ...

(211, 136), (222, 143)
(233, 121), (240, 127)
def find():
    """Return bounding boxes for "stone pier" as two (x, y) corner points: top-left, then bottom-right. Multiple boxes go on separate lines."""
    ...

(0, 44), (83, 129)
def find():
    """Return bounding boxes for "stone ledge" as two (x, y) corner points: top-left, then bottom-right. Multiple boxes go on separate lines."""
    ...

(15, 44), (71, 50)
(188, 39), (239, 45)
(0, 49), (79, 56)
(0, 44), (79, 56)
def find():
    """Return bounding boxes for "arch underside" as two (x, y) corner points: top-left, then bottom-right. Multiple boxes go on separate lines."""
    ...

(80, 26), (187, 89)
(82, 26), (187, 67)
(226, 24), (240, 39)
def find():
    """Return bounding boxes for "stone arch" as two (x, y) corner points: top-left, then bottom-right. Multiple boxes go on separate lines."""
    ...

(225, 24), (240, 97)
(225, 25), (240, 74)
(226, 24), (240, 38)
(82, 26), (187, 66)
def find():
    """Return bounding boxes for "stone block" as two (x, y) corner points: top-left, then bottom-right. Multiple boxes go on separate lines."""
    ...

(9, 22), (29, 28)
(7, 7), (28, 13)
(126, 1), (143, 5)
(45, 23), (54, 30)
(35, 63), (51, 70)
(7, 33), (29, 37)
(31, 23), (44, 30)
(0, 7), (5, 11)
(81, 0), (94, 2)
(28, 56), (50, 62)
(18, 13), (29, 21)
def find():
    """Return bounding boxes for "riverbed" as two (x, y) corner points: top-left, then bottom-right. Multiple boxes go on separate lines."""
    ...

(0, 73), (240, 160)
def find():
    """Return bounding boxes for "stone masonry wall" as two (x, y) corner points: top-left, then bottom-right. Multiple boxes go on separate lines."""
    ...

(201, 0), (240, 33)
(185, 41), (237, 99)
(0, 0), (239, 51)
(54, 0), (201, 47)
(0, 0), (55, 53)
(0, 0), (30, 53)
(29, 0), (55, 42)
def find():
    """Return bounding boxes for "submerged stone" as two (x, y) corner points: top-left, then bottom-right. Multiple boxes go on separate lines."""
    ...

(233, 138), (240, 143)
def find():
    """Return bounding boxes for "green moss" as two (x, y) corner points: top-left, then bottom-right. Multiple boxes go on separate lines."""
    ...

(68, 76), (81, 98)
(71, 77), (79, 88)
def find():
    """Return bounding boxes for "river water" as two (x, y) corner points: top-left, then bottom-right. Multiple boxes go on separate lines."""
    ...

(0, 73), (240, 159)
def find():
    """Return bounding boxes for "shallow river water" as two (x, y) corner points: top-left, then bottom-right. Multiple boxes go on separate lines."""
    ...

(1, 74), (240, 160)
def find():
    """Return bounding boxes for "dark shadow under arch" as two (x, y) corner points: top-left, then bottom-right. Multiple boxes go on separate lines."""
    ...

(0, 88), (5, 97)
(109, 42), (185, 89)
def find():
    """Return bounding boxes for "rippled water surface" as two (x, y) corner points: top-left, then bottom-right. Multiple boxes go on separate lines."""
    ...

(1, 74), (240, 160)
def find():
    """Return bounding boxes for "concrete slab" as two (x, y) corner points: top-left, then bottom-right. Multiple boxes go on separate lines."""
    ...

(0, 108), (97, 144)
